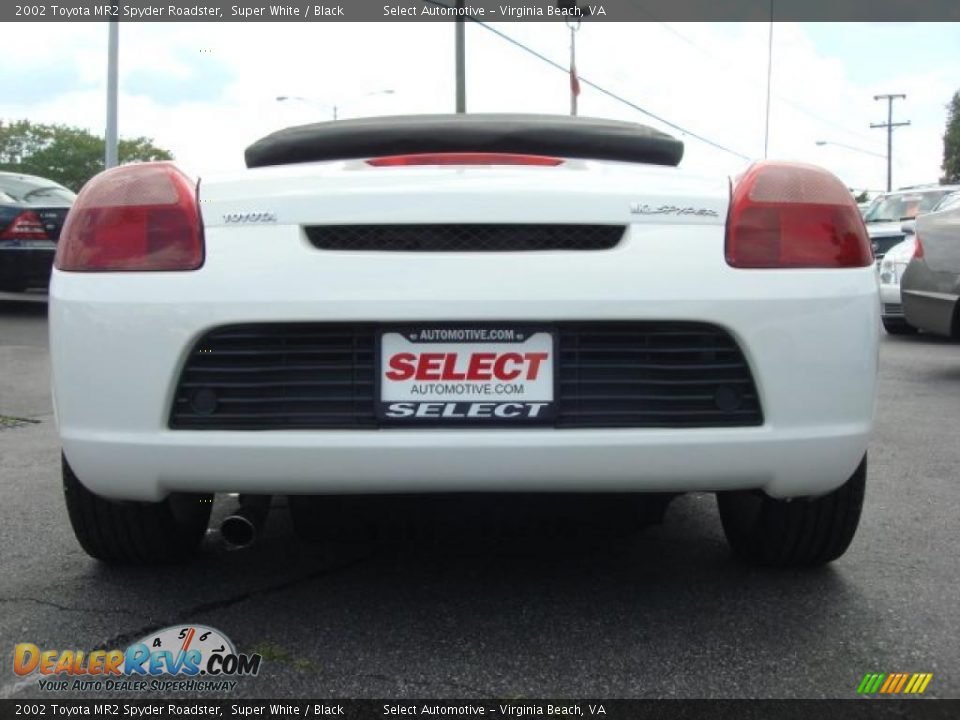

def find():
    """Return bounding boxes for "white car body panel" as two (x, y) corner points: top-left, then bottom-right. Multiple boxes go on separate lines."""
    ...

(49, 160), (879, 502)
(879, 237), (916, 317)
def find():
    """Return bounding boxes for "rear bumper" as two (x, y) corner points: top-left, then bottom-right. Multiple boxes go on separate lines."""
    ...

(0, 246), (55, 287)
(59, 424), (870, 500)
(879, 283), (903, 317)
(902, 261), (959, 337)
(50, 225), (879, 501)
(902, 289), (958, 336)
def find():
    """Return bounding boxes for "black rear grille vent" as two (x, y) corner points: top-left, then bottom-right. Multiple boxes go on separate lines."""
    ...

(304, 224), (624, 252)
(171, 324), (375, 430)
(171, 322), (762, 430)
(555, 322), (763, 428)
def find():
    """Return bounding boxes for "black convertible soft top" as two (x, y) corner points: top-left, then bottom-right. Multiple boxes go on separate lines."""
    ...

(244, 114), (684, 169)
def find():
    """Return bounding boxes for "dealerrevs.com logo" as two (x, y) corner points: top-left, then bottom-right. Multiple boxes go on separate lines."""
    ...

(13, 625), (262, 693)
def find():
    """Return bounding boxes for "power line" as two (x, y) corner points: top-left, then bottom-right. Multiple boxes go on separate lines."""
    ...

(421, 0), (751, 160)
(648, 16), (884, 150)
(470, 20), (753, 160)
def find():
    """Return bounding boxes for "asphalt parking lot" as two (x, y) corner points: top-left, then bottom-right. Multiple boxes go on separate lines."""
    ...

(1, 293), (958, 699)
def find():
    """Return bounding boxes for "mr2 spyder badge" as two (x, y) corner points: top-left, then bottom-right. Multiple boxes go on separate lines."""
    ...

(379, 327), (555, 423)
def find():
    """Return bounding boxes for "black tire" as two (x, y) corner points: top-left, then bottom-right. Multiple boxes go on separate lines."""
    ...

(882, 318), (917, 335)
(717, 455), (866, 567)
(63, 456), (212, 564)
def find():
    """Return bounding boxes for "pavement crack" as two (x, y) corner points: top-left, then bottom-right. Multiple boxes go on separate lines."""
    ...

(0, 596), (139, 616)
(91, 553), (372, 652)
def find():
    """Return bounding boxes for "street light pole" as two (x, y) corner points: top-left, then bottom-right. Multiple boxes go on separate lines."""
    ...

(276, 90), (393, 121)
(763, 2), (773, 159)
(105, 20), (119, 169)
(455, 0), (466, 113)
(814, 140), (886, 159)
(871, 94), (909, 192)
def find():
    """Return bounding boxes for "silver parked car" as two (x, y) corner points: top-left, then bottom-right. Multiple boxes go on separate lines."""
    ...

(865, 186), (959, 265)
(901, 190), (960, 337)
(879, 191), (960, 334)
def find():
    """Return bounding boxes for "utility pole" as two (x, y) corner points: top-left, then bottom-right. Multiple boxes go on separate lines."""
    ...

(871, 94), (909, 192)
(105, 20), (119, 169)
(455, 0), (466, 113)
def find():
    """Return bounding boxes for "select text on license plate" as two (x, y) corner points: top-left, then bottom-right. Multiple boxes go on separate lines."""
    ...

(379, 327), (555, 423)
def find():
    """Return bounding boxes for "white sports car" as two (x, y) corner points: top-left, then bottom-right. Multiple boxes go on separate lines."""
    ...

(50, 114), (878, 567)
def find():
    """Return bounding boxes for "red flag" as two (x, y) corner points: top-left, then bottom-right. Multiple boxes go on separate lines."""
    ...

(570, 60), (581, 98)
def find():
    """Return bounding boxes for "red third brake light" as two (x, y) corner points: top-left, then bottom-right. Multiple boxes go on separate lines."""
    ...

(725, 161), (872, 269)
(367, 153), (564, 167)
(0, 211), (48, 240)
(55, 162), (203, 272)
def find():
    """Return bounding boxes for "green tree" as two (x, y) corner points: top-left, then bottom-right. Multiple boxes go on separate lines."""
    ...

(943, 90), (960, 184)
(0, 120), (173, 191)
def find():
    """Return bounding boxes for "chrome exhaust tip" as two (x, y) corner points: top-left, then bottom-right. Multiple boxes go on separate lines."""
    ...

(219, 495), (270, 548)
(220, 513), (257, 548)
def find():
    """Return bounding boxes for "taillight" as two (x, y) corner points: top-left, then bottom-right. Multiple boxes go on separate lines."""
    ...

(725, 161), (872, 269)
(913, 233), (924, 259)
(0, 210), (48, 241)
(366, 153), (564, 167)
(55, 162), (203, 272)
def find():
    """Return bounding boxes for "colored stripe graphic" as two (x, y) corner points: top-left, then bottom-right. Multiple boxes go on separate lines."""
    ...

(857, 673), (933, 695)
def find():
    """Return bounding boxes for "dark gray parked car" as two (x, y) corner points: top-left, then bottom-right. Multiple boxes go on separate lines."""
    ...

(0, 171), (75, 292)
(902, 191), (960, 338)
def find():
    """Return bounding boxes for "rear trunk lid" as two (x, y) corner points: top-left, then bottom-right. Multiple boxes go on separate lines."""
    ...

(199, 159), (729, 233)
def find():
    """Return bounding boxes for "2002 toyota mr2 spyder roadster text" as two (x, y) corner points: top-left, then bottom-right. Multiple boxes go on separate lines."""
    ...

(49, 114), (878, 567)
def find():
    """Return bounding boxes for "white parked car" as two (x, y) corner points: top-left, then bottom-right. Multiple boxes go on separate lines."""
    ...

(879, 236), (919, 334)
(50, 115), (878, 568)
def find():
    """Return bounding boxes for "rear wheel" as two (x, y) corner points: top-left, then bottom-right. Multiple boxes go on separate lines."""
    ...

(63, 456), (212, 564)
(717, 455), (866, 567)
(882, 318), (917, 335)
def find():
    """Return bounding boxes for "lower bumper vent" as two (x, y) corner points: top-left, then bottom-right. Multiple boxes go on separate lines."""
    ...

(171, 322), (763, 430)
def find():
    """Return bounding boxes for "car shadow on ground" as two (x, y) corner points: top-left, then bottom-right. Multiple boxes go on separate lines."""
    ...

(75, 494), (867, 660)
(883, 330), (959, 346)
(0, 295), (48, 316)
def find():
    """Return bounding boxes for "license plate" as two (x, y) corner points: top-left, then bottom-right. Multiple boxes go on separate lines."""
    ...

(379, 326), (555, 424)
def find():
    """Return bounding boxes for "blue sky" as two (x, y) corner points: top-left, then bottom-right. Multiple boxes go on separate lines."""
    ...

(803, 23), (960, 85)
(1, 22), (957, 192)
